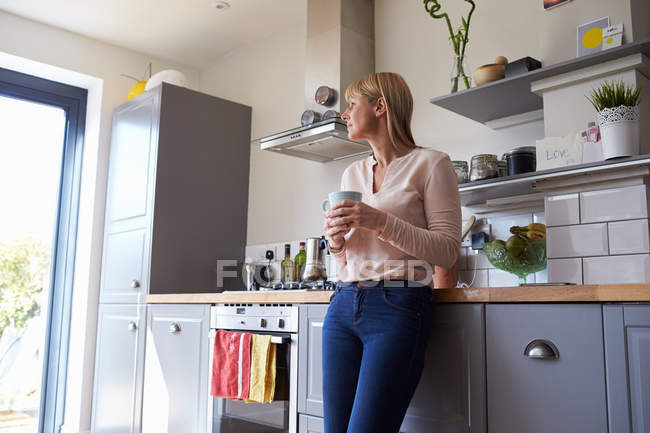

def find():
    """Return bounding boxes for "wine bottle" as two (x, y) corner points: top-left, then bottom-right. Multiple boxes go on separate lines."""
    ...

(281, 244), (295, 282)
(294, 242), (306, 282)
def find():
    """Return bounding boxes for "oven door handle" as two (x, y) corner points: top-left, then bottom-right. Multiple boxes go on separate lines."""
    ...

(210, 329), (291, 345)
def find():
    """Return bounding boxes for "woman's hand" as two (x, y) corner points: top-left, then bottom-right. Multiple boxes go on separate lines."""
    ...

(325, 200), (388, 234)
(323, 217), (348, 252)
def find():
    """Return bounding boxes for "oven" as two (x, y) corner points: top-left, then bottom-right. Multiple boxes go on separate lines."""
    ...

(208, 304), (299, 433)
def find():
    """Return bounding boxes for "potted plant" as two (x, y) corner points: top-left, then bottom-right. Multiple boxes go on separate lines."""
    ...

(587, 80), (643, 160)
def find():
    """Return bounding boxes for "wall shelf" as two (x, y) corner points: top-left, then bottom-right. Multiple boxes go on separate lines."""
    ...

(459, 154), (650, 208)
(430, 38), (650, 125)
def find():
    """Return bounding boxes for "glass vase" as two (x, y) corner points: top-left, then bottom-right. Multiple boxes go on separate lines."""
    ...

(450, 53), (471, 93)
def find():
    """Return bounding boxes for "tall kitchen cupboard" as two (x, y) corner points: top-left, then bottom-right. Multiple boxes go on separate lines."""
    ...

(91, 83), (251, 433)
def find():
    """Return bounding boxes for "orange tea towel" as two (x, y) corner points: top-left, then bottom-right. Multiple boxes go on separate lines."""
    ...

(210, 330), (252, 400)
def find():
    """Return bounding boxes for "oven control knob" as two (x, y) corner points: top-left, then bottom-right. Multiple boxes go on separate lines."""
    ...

(277, 318), (285, 329)
(259, 318), (267, 328)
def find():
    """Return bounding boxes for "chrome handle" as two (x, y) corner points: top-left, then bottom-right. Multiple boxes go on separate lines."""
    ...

(127, 321), (137, 332)
(169, 323), (181, 334)
(524, 339), (559, 360)
(131, 279), (141, 289)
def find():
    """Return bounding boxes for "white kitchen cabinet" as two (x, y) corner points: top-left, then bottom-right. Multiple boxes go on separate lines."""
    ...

(99, 91), (158, 304)
(141, 304), (211, 433)
(91, 304), (147, 433)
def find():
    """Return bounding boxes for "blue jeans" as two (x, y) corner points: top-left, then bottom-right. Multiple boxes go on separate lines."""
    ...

(322, 281), (434, 433)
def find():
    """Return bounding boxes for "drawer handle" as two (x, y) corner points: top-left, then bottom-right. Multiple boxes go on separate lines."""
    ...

(524, 339), (559, 360)
(131, 279), (141, 289)
(169, 323), (181, 334)
(127, 321), (137, 332)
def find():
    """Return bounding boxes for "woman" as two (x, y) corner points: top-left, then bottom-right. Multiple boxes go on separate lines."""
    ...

(322, 72), (461, 433)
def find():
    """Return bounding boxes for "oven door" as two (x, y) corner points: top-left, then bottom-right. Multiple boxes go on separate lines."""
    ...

(207, 330), (298, 433)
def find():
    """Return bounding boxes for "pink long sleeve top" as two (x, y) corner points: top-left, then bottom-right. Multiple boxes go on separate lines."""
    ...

(330, 147), (461, 284)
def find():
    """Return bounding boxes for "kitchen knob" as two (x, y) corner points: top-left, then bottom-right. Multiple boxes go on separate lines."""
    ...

(131, 279), (141, 289)
(277, 318), (285, 329)
(259, 318), (267, 328)
(127, 321), (137, 332)
(239, 320), (245, 325)
(169, 323), (181, 334)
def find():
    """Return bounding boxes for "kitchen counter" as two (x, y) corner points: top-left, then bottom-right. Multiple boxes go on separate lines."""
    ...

(146, 283), (650, 304)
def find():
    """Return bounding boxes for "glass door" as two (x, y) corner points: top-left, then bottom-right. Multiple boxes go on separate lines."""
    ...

(0, 66), (86, 433)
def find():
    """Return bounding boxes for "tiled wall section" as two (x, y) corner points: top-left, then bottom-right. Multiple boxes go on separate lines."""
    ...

(545, 184), (650, 284)
(458, 210), (548, 288)
(246, 210), (551, 288)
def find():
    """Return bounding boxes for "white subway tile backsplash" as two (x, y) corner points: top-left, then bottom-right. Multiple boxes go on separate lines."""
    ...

(535, 268), (548, 283)
(583, 254), (650, 284)
(488, 213), (533, 244)
(547, 223), (608, 258)
(547, 258), (583, 284)
(488, 269), (534, 287)
(545, 193), (579, 227)
(466, 249), (495, 270)
(459, 269), (489, 288)
(608, 219), (650, 255)
(580, 185), (648, 223)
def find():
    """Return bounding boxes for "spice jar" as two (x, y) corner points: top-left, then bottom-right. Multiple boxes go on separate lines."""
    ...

(470, 154), (499, 181)
(497, 160), (507, 177)
(452, 160), (469, 184)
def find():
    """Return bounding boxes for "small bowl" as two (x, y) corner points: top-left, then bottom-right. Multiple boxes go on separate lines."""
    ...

(474, 56), (508, 86)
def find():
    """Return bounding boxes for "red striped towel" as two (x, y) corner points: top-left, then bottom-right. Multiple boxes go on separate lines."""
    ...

(210, 330), (252, 400)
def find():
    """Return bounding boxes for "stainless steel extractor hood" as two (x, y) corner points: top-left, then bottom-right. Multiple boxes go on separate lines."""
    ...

(260, 118), (372, 163)
(258, 0), (375, 162)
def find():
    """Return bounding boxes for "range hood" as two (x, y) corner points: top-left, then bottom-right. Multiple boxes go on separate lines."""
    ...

(260, 118), (371, 163)
(257, 0), (375, 162)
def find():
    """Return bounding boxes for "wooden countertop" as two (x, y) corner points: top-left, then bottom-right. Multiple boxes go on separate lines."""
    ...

(146, 284), (650, 304)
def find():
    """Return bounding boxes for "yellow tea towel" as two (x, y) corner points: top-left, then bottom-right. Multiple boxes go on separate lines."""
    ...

(245, 334), (276, 403)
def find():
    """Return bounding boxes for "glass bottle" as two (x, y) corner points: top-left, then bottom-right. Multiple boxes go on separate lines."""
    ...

(294, 242), (306, 282)
(281, 244), (295, 282)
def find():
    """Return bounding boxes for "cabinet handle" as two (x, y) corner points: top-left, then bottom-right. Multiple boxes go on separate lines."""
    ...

(524, 339), (559, 360)
(131, 279), (141, 289)
(169, 323), (181, 334)
(127, 321), (137, 332)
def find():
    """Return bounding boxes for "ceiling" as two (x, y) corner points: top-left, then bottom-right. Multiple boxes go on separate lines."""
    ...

(0, 0), (306, 68)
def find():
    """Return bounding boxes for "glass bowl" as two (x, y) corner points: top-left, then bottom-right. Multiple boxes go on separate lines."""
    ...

(482, 240), (547, 285)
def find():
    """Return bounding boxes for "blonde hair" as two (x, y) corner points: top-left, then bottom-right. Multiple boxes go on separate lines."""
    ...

(345, 72), (417, 151)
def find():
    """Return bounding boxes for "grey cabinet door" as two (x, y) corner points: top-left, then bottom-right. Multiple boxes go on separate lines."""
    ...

(100, 90), (159, 303)
(298, 414), (324, 433)
(298, 304), (328, 417)
(141, 304), (211, 433)
(486, 304), (607, 433)
(604, 304), (650, 433)
(91, 304), (147, 433)
(400, 303), (486, 433)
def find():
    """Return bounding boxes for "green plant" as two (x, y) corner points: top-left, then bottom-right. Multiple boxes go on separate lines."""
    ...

(0, 238), (48, 339)
(423, 0), (476, 93)
(586, 80), (643, 112)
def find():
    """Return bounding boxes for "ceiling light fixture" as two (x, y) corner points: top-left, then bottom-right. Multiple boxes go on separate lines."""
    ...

(212, 0), (230, 11)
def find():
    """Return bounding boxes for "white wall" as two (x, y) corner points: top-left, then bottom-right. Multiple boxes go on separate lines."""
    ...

(200, 8), (358, 246)
(201, 0), (639, 245)
(0, 10), (199, 433)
